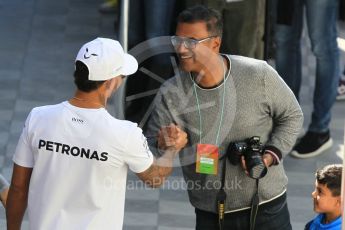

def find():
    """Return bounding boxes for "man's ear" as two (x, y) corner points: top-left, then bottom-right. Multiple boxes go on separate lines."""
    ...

(104, 79), (112, 89)
(115, 77), (123, 88)
(110, 77), (124, 92)
(336, 197), (341, 206)
(213, 36), (221, 51)
(103, 78), (117, 94)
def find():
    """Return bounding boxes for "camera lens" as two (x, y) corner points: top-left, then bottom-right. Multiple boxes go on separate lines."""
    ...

(245, 154), (267, 179)
(250, 163), (267, 179)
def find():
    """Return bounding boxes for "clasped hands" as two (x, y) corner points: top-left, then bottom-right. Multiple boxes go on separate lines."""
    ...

(157, 124), (188, 152)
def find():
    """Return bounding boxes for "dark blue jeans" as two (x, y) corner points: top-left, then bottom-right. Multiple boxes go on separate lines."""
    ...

(274, 0), (340, 133)
(195, 193), (292, 230)
(128, 0), (175, 49)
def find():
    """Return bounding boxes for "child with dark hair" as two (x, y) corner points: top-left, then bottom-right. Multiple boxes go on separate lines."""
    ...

(0, 174), (9, 207)
(305, 164), (343, 230)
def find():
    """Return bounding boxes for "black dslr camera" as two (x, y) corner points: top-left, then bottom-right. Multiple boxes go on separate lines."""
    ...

(227, 136), (267, 179)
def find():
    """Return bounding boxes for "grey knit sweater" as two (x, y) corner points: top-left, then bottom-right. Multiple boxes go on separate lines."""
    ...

(146, 55), (303, 213)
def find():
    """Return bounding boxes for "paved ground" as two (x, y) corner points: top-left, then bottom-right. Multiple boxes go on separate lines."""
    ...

(0, 0), (344, 229)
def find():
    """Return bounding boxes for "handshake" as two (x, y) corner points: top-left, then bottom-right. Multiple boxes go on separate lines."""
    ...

(157, 124), (188, 152)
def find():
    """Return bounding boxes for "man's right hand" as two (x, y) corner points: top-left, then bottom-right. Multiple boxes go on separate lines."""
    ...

(157, 124), (188, 152)
(137, 124), (187, 188)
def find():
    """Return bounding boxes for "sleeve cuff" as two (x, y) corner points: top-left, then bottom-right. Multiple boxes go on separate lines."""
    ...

(264, 146), (282, 165)
(13, 156), (34, 169)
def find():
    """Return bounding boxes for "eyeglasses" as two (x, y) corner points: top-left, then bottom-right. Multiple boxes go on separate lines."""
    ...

(171, 35), (217, 49)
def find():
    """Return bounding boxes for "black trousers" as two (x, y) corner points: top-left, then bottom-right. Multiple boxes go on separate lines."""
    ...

(195, 193), (292, 230)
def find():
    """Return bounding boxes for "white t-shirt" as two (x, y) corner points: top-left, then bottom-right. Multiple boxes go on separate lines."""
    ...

(13, 101), (154, 230)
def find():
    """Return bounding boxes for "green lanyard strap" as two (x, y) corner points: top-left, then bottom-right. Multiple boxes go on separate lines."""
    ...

(192, 55), (227, 146)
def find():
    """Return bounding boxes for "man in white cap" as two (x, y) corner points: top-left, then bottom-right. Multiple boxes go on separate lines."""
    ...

(6, 38), (187, 230)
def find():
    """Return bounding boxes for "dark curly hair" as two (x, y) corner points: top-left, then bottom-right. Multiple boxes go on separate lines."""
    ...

(177, 5), (223, 38)
(73, 61), (105, 92)
(316, 164), (343, 196)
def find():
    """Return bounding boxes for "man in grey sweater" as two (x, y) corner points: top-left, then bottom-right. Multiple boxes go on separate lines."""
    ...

(146, 5), (303, 230)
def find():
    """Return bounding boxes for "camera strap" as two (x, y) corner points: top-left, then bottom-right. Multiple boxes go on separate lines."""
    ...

(218, 159), (260, 230)
(250, 179), (260, 230)
(217, 155), (227, 230)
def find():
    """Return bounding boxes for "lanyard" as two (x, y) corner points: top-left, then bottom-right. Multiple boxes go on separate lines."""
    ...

(192, 55), (227, 146)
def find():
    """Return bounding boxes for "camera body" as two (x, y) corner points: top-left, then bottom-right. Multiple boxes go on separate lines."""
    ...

(227, 136), (267, 179)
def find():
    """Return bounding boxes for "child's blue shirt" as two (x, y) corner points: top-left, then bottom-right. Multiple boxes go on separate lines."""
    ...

(306, 214), (341, 230)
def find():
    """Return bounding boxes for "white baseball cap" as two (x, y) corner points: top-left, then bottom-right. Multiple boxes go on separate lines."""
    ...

(75, 37), (138, 81)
